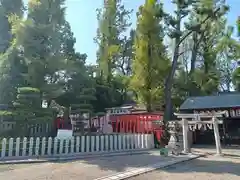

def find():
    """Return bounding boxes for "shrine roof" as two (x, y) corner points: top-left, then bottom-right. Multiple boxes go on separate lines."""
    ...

(180, 93), (240, 110)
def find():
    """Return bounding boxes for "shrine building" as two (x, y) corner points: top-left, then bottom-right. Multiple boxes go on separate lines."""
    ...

(179, 92), (240, 145)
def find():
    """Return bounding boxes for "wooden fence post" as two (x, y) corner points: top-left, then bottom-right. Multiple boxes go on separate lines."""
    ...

(22, 137), (27, 156)
(16, 137), (20, 157)
(1, 138), (6, 158)
(8, 138), (13, 157)
(47, 137), (52, 155)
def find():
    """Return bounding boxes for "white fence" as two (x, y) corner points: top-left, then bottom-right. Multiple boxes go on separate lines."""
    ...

(0, 133), (154, 160)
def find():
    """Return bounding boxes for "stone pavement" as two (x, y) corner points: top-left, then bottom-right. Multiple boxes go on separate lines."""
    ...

(191, 145), (240, 156)
(94, 154), (199, 180)
(0, 151), (200, 180)
(128, 154), (240, 180)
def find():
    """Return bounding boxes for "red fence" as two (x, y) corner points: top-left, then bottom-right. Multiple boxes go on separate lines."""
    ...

(109, 113), (163, 134)
(55, 113), (164, 137)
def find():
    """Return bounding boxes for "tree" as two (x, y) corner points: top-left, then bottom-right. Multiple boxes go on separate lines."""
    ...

(237, 16), (240, 37)
(231, 17), (240, 91)
(95, 0), (132, 83)
(164, 0), (229, 120)
(0, 0), (25, 105)
(71, 87), (96, 134)
(116, 29), (135, 76)
(55, 52), (93, 121)
(130, 0), (169, 112)
(13, 0), (67, 97)
(93, 0), (133, 111)
(0, 0), (23, 53)
(13, 87), (54, 136)
(216, 25), (240, 91)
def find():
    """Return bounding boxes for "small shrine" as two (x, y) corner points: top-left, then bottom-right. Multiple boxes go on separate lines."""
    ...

(179, 92), (240, 146)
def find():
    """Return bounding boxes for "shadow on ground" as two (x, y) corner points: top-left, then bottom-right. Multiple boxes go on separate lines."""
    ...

(158, 156), (240, 177)
(54, 152), (171, 172)
(52, 150), (240, 176)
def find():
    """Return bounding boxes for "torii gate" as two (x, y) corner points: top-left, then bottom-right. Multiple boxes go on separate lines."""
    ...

(174, 112), (225, 156)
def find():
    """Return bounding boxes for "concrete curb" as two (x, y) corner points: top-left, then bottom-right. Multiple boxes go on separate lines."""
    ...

(0, 149), (152, 165)
(94, 154), (203, 180)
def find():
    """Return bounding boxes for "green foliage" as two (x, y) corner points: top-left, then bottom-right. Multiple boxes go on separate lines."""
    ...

(14, 87), (54, 125)
(130, 0), (169, 112)
(238, 16), (240, 36)
(0, 1), (25, 105)
(232, 66), (240, 91)
(93, 78), (124, 113)
(95, 0), (132, 82)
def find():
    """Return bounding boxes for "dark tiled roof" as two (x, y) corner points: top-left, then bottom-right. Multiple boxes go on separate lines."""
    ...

(180, 93), (240, 110)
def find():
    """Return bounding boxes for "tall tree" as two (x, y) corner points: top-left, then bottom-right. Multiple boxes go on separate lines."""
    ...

(116, 29), (135, 76)
(164, 0), (229, 120)
(93, 0), (132, 111)
(95, 0), (132, 83)
(13, 0), (67, 99)
(215, 25), (239, 91)
(237, 16), (240, 37)
(130, 0), (169, 112)
(189, 1), (229, 96)
(0, 0), (25, 105)
(0, 0), (23, 53)
(231, 17), (240, 91)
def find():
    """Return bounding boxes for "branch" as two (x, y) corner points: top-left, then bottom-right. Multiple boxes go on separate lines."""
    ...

(176, 7), (221, 48)
(177, 48), (192, 58)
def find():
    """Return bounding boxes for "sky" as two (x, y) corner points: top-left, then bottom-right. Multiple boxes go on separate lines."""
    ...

(24, 0), (239, 64)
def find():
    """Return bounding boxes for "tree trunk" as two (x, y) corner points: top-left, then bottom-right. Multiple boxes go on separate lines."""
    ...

(164, 5), (182, 121)
(164, 42), (180, 121)
(189, 32), (199, 96)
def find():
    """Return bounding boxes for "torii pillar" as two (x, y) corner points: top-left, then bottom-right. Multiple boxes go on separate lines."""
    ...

(174, 112), (225, 156)
(212, 116), (222, 155)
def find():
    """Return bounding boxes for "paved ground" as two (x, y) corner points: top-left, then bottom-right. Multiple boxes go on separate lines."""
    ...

(0, 146), (239, 180)
(0, 152), (178, 180)
(128, 147), (240, 180)
(192, 145), (240, 156)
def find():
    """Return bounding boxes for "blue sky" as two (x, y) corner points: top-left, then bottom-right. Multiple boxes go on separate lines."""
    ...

(24, 0), (239, 64)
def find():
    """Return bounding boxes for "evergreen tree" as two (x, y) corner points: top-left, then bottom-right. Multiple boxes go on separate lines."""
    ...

(130, 0), (169, 112)
(13, 0), (66, 93)
(0, 0), (25, 105)
(71, 87), (96, 134)
(13, 87), (53, 136)
(164, 0), (229, 120)
(0, 0), (23, 53)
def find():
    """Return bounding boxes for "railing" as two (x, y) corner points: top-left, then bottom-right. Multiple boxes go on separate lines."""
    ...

(0, 133), (154, 160)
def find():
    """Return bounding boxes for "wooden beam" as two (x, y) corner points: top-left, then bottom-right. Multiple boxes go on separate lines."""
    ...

(174, 112), (225, 119)
(176, 120), (223, 125)
(188, 120), (223, 124)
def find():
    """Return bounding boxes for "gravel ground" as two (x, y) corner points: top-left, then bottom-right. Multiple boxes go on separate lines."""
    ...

(0, 147), (239, 180)
(0, 152), (176, 180)
(128, 155), (240, 180)
(0, 163), (40, 173)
